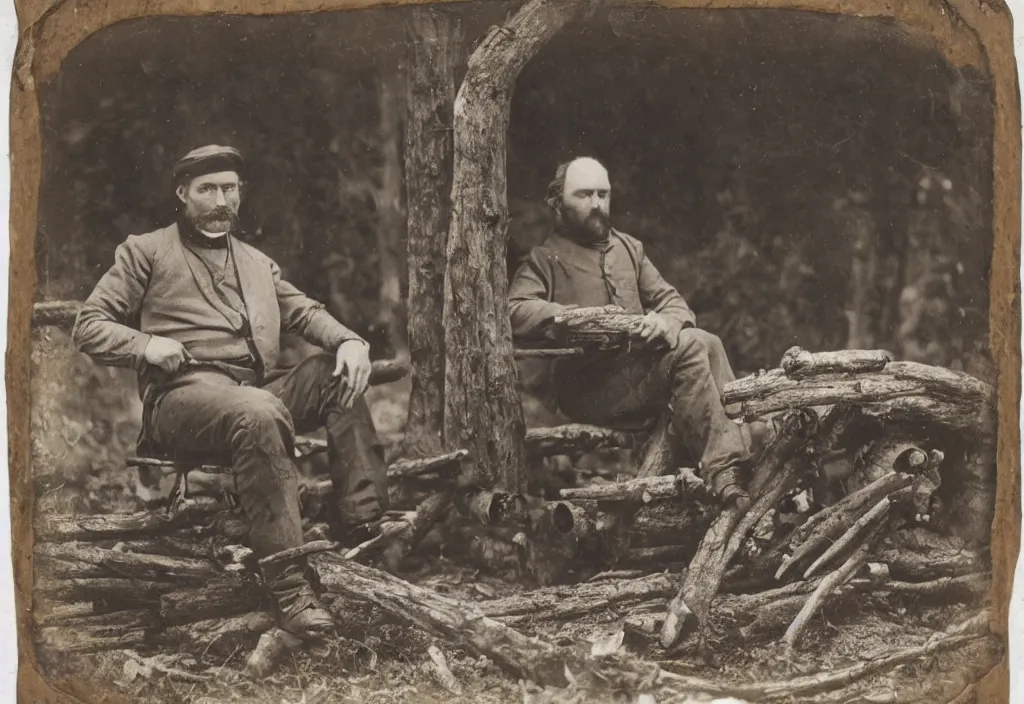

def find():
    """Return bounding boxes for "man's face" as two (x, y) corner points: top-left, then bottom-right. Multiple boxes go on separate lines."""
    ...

(559, 159), (611, 242)
(177, 171), (241, 233)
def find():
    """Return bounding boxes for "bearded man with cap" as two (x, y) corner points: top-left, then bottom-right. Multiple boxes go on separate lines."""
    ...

(73, 145), (390, 640)
(509, 156), (764, 509)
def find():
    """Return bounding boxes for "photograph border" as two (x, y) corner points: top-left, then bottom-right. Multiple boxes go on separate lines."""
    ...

(7, 0), (1020, 701)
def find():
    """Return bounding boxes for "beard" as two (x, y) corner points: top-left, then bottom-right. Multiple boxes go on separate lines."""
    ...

(189, 206), (239, 234)
(559, 206), (611, 243)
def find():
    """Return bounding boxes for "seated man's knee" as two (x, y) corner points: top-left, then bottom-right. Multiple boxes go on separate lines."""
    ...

(230, 393), (294, 444)
(691, 329), (726, 358)
(672, 327), (710, 355)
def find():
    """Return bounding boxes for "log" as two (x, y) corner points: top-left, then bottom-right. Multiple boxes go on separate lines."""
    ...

(369, 359), (411, 385)
(35, 542), (220, 583)
(381, 490), (456, 571)
(725, 361), (993, 408)
(621, 544), (694, 566)
(513, 347), (584, 359)
(782, 520), (884, 654)
(36, 498), (229, 542)
(849, 573), (990, 600)
(873, 548), (986, 581)
(444, 0), (597, 497)
(37, 625), (150, 654)
(403, 5), (462, 456)
(387, 450), (468, 480)
(163, 611), (276, 658)
(36, 578), (179, 605)
(660, 409), (818, 648)
(32, 299), (82, 328)
(36, 608), (158, 630)
(479, 573), (676, 624)
(634, 413), (675, 479)
(525, 424), (635, 459)
(631, 503), (715, 549)
(312, 552), (581, 686)
(558, 470), (710, 505)
(656, 611), (992, 701)
(802, 497), (891, 579)
(159, 577), (266, 626)
(775, 471), (913, 581)
(258, 540), (339, 569)
(547, 307), (651, 350)
(114, 536), (215, 560)
(780, 347), (894, 379)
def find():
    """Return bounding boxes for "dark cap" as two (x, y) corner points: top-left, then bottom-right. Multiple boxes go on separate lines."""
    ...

(173, 145), (244, 184)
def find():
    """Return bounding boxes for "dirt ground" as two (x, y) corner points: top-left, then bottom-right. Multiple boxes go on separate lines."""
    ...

(28, 329), (999, 704)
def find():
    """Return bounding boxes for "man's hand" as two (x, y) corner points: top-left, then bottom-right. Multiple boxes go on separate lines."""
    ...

(333, 340), (371, 408)
(636, 311), (675, 346)
(143, 336), (190, 373)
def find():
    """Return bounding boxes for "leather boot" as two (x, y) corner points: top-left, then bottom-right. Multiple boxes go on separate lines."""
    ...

(267, 563), (335, 640)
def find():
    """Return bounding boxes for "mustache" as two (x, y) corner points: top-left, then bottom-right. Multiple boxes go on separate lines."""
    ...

(194, 207), (238, 225)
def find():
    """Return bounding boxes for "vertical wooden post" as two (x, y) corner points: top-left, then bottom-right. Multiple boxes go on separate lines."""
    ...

(403, 8), (463, 457)
(442, 0), (595, 496)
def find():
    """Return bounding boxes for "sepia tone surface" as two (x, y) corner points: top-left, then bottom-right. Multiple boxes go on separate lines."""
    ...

(9, 0), (1020, 702)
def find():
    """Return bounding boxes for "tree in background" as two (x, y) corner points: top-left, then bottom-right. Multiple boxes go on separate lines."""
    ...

(442, 0), (597, 498)
(403, 7), (463, 457)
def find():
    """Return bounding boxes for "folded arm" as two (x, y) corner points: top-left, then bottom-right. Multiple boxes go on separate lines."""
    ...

(71, 237), (154, 371)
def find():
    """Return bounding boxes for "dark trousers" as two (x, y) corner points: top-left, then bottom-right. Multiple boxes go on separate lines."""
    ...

(554, 328), (748, 485)
(148, 353), (390, 567)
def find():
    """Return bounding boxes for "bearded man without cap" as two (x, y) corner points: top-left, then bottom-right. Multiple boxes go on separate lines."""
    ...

(509, 156), (761, 507)
(73, 145), (390, 640)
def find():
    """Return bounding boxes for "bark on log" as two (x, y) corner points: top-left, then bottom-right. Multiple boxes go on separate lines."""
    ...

(35, 542), (220, 583)
(312, 552), (581, 686)
(32, 300), (82, 328)
(114, 536), (215, 560)
(656, 611), (992, 702)
(36, 608), (158, 630)
(727, 361), (993, 407)
(558, 470), (710, 505)
(403, 6), (462, 457)
(526, 424), (635, 459)
(781, 347), (893, 379)
(622, 544), (693, 566)
(159, 577), (266, 626)
(514, 347), (584, 358)
(782, 521), (884, 655)
(480, 573), (676, 624)
(547, 307), (652, 350)
(849, 573), (990, 599)
(387, 450), (468, 480)
(802, 497), (891, 579)
(163, 611), (276, 658)
(380, 490), (456, 571)
(37, 625), (150, 654)
(775, 471), (913, 581)
(36, 578), (177, 605)
(443, 0), (597, 497)
(635, 413), (675, 479)
(660, 409), (819, 648)
(37, 498), (229, 542)
(873, 548), (986, 581)
(630, 502), (715, 549)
